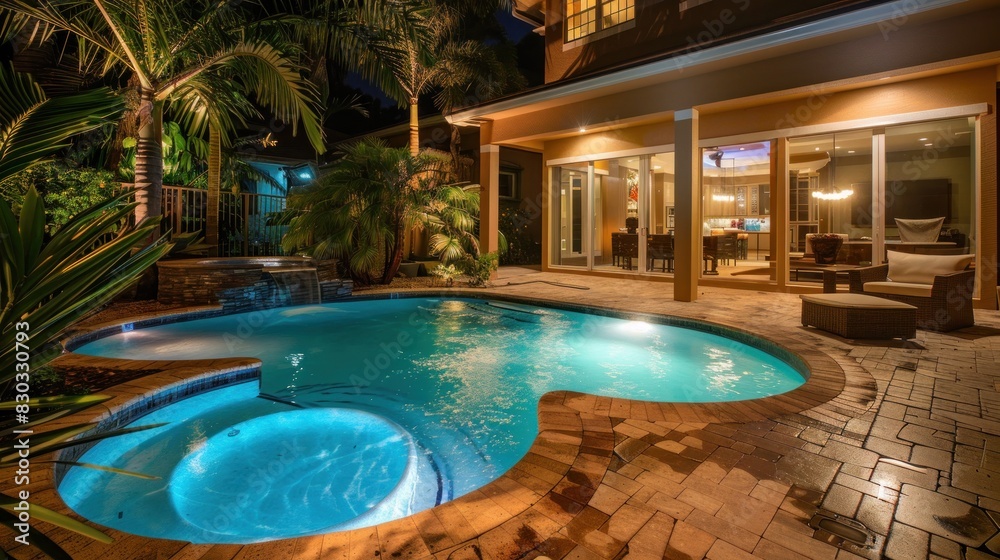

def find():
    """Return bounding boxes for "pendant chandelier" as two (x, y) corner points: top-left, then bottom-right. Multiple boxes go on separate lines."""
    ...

(811, 133), (853, 200)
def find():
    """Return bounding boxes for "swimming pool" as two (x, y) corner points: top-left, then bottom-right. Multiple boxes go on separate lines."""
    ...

(61, 297), (805, 543)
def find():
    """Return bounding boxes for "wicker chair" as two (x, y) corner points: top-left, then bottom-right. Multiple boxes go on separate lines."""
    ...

(847, 251), (976, 332)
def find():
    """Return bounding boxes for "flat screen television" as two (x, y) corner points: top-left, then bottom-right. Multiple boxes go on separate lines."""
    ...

(851, 179), (951, 226)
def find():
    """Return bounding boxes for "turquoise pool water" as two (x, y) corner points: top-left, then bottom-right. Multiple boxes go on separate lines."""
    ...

(61, 298), (805, 543)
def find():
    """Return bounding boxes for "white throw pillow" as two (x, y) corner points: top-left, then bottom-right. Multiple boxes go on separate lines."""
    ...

(886, 250), (975, 285)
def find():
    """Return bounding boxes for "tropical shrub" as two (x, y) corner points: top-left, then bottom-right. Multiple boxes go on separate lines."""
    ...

(282, 138), (445, 284)
(463, 251), (499, 287)
(0, 163), (118, 229)
(430, 263), (460, 286)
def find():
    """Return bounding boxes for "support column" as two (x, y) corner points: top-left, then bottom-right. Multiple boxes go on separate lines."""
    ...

(674, 109), (701, 302)
(772, 138), (788, 286)
(479, 121), (501, 263)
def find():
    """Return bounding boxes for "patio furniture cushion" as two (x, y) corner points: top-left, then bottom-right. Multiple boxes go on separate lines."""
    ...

(863, 281), (933, 298)
(886, 250), (975, 285)
(799, 293), (915, 309)
(895, 217), (945, 242)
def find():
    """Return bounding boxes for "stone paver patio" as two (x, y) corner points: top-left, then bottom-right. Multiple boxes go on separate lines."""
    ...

(3, 267), (1000, 560)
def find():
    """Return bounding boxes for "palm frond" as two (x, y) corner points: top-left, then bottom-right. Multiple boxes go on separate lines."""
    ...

(0, 63), (124, 186)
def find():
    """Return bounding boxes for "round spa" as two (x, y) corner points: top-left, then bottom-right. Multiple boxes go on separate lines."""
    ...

(61, 297), (807, 544)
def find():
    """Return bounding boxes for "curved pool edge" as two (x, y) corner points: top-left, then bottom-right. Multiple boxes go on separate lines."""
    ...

(27, 290), (877, 557)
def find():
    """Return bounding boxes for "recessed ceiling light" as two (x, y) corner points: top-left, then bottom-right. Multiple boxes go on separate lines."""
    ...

(848, 150), (855, 154)
(835, 146), (841, 149)
(579, 127), (587, 133)
(918, 137), (928, 141)
(739, 147), (745, 151)
(814, 147), (820, 151)
(924, 143), (933, 147)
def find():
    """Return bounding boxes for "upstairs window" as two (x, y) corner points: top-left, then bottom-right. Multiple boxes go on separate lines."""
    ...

(566, 0), (634, 42)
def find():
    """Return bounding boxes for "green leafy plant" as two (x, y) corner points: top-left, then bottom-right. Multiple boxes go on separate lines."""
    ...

(0, 163), (118, 229)
(282, 138), (444, 284)
(463, 252), (498, 287)
(430, 263), (460, 286)
(421, 183), (506, 274)
(0, 0), (325, 224)
(0, 63), (123, 186)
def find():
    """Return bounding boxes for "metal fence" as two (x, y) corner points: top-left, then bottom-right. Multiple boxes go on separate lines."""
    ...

(217, 190), (287, 257)
(120, 184), (288, 257)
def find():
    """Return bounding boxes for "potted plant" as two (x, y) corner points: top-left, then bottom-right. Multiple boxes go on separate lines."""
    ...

(811, 233), (844, 264)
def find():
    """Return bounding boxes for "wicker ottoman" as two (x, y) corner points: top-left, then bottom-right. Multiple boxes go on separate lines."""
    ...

(800, 294), (917, 340)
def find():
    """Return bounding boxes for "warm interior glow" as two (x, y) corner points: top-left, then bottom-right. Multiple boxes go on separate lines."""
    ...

(811, 189), (854, 200)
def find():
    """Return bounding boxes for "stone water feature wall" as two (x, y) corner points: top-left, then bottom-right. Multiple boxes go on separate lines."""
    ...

(157, 257), (352, 308)
(215, 278), (353, 314)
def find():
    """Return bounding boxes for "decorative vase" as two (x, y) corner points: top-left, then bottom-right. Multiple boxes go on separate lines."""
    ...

(812, 237), (843, 264)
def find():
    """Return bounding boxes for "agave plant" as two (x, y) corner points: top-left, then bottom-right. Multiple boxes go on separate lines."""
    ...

(0, 188), (172, 559)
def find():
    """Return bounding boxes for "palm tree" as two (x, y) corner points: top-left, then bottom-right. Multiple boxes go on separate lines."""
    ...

(360, 0), (525, 156)
(282, 138), (451, 284)
(0, 0), (324, 224)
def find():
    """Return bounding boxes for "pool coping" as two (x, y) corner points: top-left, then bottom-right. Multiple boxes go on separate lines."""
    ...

(5, 290), (875, 559)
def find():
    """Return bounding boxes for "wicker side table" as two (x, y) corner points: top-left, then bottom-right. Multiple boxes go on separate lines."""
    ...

(800, 294), (917, 340)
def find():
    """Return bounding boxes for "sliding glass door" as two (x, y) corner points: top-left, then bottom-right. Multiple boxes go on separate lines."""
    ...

(786, 116), (976, 288)
(551, 165), (589, 267)
(549, 152), (675, 274)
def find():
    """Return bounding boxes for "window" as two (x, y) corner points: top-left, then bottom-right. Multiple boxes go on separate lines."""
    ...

(499, 167), (520, 199)
(566, 0), (634, 42)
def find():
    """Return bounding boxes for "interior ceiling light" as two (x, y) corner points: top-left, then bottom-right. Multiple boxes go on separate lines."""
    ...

(810, 133), (854, 201)
(711, 156), (735, 202)
(812, 189), (853, 200)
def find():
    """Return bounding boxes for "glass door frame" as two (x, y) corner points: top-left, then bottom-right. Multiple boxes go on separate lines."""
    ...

(545, 144), (676, 275)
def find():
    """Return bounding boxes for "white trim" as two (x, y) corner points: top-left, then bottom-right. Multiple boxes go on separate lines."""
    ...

(449, 0), (966, 125)
(585, 163), (595, 270)
(675, 109), (697, 121)
(873, 133), (886, 265)
(547, 144), (676, 166)
(973, 115), (982, 300)
(480, 145), (501, 153)
(697, 103), (989, 148)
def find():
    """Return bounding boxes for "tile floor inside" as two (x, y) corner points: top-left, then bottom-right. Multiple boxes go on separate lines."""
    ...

(3, 267), (999, 560)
